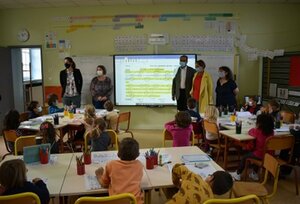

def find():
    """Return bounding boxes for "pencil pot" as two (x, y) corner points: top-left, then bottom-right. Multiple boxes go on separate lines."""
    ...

(146, 157), (154, 170)
(151, 155), (158, 165)
(77, 164), (85, 175)
(236, 121), (242, 134)
(84, 154), (91, 165)
(39, 151), (49, 164)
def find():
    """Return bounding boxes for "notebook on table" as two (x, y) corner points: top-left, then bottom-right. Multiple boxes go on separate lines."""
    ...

(23, 143), (51, 164)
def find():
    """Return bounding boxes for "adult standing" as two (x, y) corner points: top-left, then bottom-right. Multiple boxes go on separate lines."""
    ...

(172, 55), (196, 111)
(215, 66), (239, 112)
(90, 65), (113, 109)
(190, 60), (213, 113)
(59, 57), (83, 108)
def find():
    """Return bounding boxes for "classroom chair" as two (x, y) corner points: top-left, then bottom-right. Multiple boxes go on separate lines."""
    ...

(203, 194), (260, 204)
(74, 193), (137, 204)
(192, 120), (205, 146)
(0, 192), (41, 204)
(106, 129), (119, 150)
(115, 112), (134, 138)
(231, 154), (280, 204)
(244, 135), (298, 195)
(2, 130), (18, 159)
(14, 135), (36, 155)
(162, 129), (194, 147)
(280, 110), (296, 124)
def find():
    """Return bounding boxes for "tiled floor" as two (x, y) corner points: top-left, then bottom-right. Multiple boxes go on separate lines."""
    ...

(1, 130), (300, 203)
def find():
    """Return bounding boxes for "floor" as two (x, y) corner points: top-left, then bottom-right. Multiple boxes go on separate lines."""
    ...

(1, 129), (300, 204)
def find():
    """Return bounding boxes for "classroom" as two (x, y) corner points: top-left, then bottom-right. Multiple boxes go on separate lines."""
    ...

(1, 0), (300, 204)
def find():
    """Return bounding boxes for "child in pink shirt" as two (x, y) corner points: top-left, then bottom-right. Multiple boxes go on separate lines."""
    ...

(95, 138), (144, 204)
(164, 111), (193, 147)
(231, 113), (274, 181)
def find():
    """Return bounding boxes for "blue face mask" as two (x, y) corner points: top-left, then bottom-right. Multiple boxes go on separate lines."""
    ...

(180, 61), (187, 68)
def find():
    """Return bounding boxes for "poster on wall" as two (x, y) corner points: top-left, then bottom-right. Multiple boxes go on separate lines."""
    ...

(45, 31), (57, 48)
(277, 88), (288, 99)
(269, 83), (277, 97)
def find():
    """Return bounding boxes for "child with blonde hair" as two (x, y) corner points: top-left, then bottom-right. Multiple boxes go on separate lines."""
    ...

(88, 117), (111, 151)
(165, 111), (193, 147)
(104, 100), (119, 130)
(0, 159), (50, 204)
(204, 105), (219, 141)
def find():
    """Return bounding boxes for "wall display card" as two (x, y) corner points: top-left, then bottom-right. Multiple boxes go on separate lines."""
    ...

(277, 88), (288, 99)
(269, 83), (277, 97)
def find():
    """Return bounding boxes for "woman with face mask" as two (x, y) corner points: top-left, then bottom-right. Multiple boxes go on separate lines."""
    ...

(59, 57), (83, 108)
(89, 65), (113, 109)
(215, 66), (239, 112)
(189, 60), (213, 113)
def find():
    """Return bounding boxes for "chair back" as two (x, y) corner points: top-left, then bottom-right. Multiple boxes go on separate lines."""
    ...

(3, 130), (18, 153)
(162, 129), (194, 147)
(0, 192), (41, 204)
(280, 111), (296, 124)
(265, 135), (295, 163)
(116, 112), (131, 131)
(262, 153), (280, 198)
(74, 193), (137, 204)
(14, 136), (36, 155)
(203, 119), (222, 146)
(41, 106), (49, 115)
(19, 111), (30, 122)
(106, 129), (119, 150)
(203, 194), (260, 204)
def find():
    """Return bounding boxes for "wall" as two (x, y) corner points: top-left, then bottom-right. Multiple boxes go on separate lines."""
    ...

(1, 4), (300, 129)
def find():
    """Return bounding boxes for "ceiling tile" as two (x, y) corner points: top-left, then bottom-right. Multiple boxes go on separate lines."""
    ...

(153, 0), (180, 4)
(206, 0), (234, 3)
(126, 0), (153, 5)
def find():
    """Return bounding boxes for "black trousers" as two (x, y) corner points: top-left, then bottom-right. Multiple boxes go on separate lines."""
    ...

(176, 89), (187, 111)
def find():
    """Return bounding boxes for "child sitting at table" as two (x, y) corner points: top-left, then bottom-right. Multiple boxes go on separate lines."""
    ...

(204, 105), (220, 142)
(164, 111), (193, 147)
(87, 117), (111, 151)
(39, 121), (59, 154)
(230, 113), (274, 181)
(0, 159), (50, 204)
(3, 109), (25, 152)
(104, 100), (119, 131)
(47, 93), (64, 114)
(27, 101), (42, 119)
(165, 164), (233, 204)
(241, 96), (261, 115)
(95, 138), (143, 204)
(186, 97), (202, 122)
(75, 104), (97, 141)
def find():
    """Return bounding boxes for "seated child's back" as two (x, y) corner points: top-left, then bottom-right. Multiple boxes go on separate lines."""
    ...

(95, 138), (143, 204)
(89, 117), (111, 151)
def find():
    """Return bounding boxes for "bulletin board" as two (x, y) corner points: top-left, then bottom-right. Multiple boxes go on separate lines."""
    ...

(262, 52), (300, 113)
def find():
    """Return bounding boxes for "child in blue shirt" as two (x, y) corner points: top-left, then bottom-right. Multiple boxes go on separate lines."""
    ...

(47, 93), (64, 114)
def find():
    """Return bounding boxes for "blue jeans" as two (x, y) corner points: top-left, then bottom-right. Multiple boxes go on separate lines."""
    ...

(92, 99), (107, 109)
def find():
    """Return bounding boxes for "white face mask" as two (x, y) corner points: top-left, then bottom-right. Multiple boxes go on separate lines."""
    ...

(196, 66), (204, 72)
(248, 101), (253, 106)
(37, 106), (42, 112)
(97, 70), (103, 76)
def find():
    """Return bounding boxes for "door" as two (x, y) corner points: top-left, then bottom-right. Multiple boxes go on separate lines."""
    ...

(0, 47), (14, 132)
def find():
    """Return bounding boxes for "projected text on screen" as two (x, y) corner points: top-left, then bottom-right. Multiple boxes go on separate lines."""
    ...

(114, 55), (196, 106)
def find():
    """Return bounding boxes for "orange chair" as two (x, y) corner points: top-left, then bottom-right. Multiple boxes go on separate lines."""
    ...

(280, 110), (296, 124)
(14, 136), (36, 155)
(2, 130), (18, 159)
(115, 112), (134, 138)
(19, 111), (30, 122)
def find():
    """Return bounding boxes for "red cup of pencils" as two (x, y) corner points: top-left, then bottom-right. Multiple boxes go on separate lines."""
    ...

(84, 153), (91, 165)
(146, 156), (154, 170)
(76, 155), (85, 175)
(39, 148), (49, 164)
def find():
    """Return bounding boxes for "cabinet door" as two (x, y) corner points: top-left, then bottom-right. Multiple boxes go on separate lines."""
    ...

(0, 47), (14, 131)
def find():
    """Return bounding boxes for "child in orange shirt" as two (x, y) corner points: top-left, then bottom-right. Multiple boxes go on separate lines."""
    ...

(95, 138), (143, 204)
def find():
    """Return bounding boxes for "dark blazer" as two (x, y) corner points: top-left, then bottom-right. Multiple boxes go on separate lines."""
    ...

(60, 68), (83, 97)
(172, 66), (196, 100)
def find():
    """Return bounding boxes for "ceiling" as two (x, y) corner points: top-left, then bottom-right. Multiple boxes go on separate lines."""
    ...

(0, 0), (300, 9)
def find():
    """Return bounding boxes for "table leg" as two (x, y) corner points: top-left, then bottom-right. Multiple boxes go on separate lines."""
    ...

(144, 189), (152, 204)
(59, 128), (65, 153)
(224, 135), (228, 170)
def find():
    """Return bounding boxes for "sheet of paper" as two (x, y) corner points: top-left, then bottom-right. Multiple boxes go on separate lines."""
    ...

(84, 175), (101, 190)
(92, 152), (118, 164)
(185, 163), (217, 179)
(269, 83), (277, 97)
(236, 111), (252, 118)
